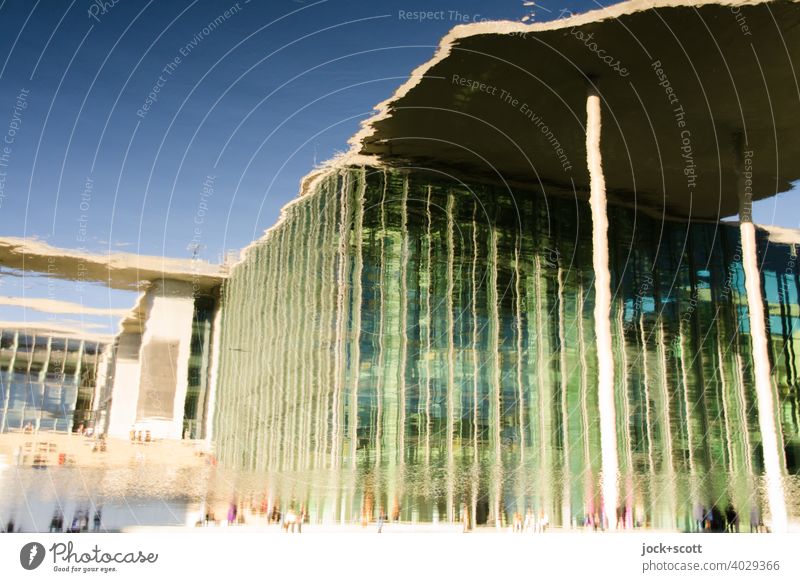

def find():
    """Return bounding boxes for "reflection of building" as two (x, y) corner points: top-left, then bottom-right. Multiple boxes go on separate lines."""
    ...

(212, 0), (800, 530)
(101, 281), (221, 441)
(0, 325), (108, 433)
(2, 0), (800, 533)
(0, 237), (225, 442)
(213, 167), (800, 529)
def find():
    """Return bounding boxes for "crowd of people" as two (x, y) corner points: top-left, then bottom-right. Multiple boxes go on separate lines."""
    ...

(1, 507), (102, 533)
(510, 509), (550, 533)
(198, 499), (307, 532)
(691, 503), (765, 533)
(51, 507), (103, 532)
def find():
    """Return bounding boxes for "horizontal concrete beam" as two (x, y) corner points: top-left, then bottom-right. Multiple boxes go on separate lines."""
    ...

(0, 237), (226, 291)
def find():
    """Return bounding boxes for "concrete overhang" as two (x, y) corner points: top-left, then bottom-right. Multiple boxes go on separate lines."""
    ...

(0, 237), (226, 292)
(349, 0), (800, 220)
(761, 223), (800, 244)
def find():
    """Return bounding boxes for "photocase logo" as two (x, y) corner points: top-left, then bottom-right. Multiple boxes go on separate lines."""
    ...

(19, 542), (46, 570)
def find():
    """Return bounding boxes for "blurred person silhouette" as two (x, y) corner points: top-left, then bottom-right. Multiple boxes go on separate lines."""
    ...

(616, 506), (626, 530)
(512, 511), (522, 533)
(693, 504), (706, 533)
(227, 501), (237, 525)
(377, 508), (386, 533)
(634, 504), (646, 528)
(725, 504), (739, 533)
(524, 508), (534, 533)
(704, 506), (724, 532)
(539, 509), (549, 532)
(749, 503), (764, 533)
(93, 508), (102, 531)
(68, 511), (81, 533)
(237, 501), (245, 525)
(49, 510), (64, 532)
(285, 506), (297, 533)
(462, 504), (473, 533)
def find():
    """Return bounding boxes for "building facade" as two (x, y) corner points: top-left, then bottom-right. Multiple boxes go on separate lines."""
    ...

(101, 280), (221, 442)
(0, 238), (225, 444)
(213, 167), (800, 528)
(0, 327), (108, 434)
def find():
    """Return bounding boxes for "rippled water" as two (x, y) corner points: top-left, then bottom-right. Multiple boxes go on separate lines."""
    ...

(5, 167), (800, 533)
(210, 167), (800, 530)
(2, 462), (799, 532)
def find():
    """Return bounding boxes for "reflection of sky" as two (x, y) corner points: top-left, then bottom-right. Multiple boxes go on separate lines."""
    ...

(751, 181), (800, 229)
(0, 0), (587, 261)
(0, 0), (600, 328)
(0, 270), (134, 335)
(0, 0), (608, 332)
(0, 270), (134, 308)
(0, 0), (796, 330)
(0, 306), (116, 334)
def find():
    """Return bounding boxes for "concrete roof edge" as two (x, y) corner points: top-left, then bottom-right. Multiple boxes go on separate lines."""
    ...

(344, 0), (787, 157)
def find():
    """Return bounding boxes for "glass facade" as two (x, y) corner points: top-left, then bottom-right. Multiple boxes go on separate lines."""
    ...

(0, 330), (106, 433)
(213, 166), (800, 528)
(183, 297), (216, 439)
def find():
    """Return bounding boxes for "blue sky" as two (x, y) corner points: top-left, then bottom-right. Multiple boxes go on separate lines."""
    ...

(0, 0), (599, 263)
(0, 0), (795, 333)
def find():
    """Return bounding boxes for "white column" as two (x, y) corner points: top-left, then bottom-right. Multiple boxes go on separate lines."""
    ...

(106, 331), (143, 439)
(586, 88), (618, 530)
(736, 142), (788, 533)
